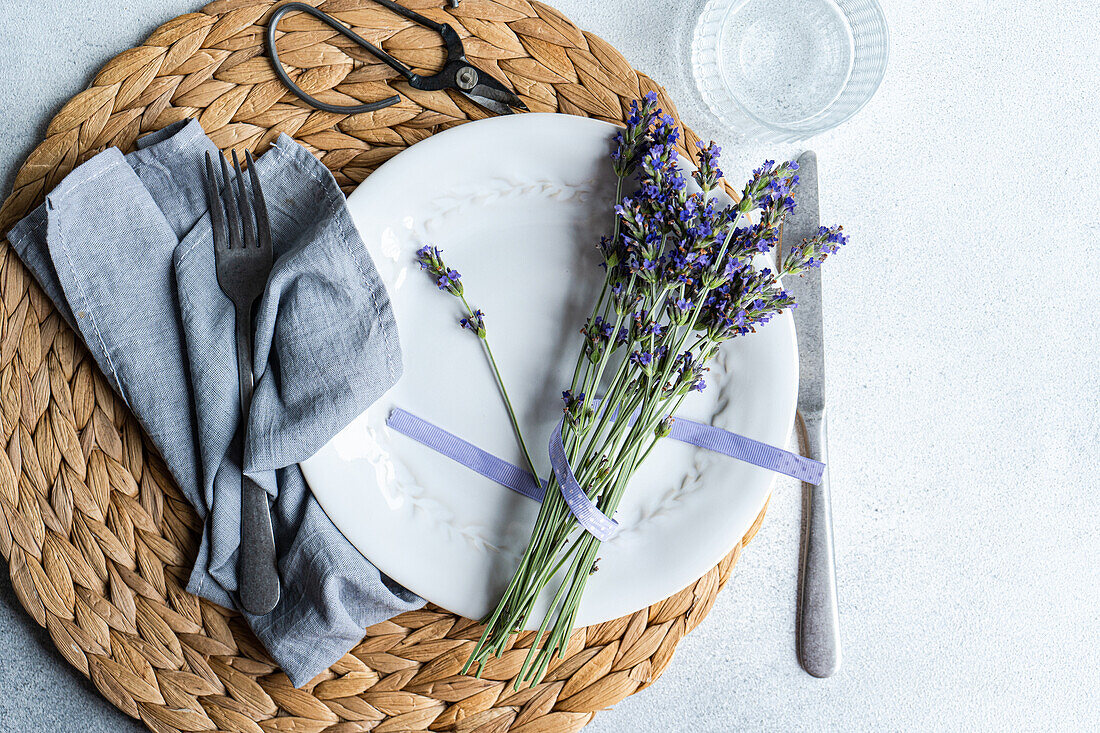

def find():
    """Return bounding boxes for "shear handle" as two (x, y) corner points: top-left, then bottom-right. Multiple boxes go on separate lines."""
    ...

(370, 0), (447, 33)
(268, 2), (414, 114)
(367, 0), (469, 91)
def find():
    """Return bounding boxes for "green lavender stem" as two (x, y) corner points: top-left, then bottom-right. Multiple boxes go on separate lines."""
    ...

(459, 293), (539, 479)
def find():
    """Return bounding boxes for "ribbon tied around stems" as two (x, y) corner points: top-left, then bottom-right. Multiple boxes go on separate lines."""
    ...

(386, 405), (823, 541)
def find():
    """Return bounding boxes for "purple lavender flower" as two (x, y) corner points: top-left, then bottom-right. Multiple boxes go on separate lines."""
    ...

(665, 350), (709, 394)
(460, 309), (486, 338)
(612, 284), (642, 316)
(438, 269), (462, 293)
(416, 244), (442, 269)
(782, 225), (848, 275)
(611, 92), (661, 177)
(734, 159), (800, 219)
(416, 245), (464, 296)
(630, 309), (664, 340)
(692, 141), (723, 193)
(562, 389), (585, 410)
(581, 316), (618, 362)
(695, 264), (796, 341)
(562, 389), (593, 428)
(667, 297), (694, 325)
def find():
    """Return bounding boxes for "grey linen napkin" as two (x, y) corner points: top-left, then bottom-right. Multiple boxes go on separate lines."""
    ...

(7, 119), (423, 686)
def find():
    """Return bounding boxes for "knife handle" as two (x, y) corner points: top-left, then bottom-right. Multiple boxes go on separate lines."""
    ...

(796, 409), (841, 677)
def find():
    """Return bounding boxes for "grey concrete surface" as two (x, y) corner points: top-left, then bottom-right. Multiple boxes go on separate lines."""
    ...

(2, 1), (1098, 732)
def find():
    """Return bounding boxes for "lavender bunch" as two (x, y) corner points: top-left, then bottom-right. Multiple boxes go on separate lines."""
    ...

(457, 94), (845, 687)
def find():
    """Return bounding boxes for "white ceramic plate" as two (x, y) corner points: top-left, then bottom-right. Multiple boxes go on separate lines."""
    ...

(301, 113), (797, 628)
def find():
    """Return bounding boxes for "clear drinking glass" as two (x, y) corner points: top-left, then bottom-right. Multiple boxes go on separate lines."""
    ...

(691, 0), (889, 143)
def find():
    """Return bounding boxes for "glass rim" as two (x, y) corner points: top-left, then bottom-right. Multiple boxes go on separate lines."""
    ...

(695, 0), (891, 139)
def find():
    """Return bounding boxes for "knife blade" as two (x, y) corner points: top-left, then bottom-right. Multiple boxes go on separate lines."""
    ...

(783, 150), (842, 678)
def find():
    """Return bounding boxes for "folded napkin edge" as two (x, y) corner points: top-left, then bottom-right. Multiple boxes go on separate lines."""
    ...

(252, 525), (425, 687)
(240, 134), (403, 471)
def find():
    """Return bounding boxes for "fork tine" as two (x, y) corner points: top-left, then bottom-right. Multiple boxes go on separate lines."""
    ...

(219, 153), (242, 250)
(245, 150), (273, 256)
(232, 150), (258, 249)
(204, 152), (228, 252)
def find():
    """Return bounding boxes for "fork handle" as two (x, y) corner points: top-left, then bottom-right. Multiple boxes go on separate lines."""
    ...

(797, 410), (841, 677)
(234, 304), (281, 616)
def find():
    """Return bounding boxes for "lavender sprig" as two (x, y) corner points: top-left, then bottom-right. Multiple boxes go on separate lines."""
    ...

(415, 245), (537, 477)
(610, 91), (661, 177)
(782, 225), (848, 275)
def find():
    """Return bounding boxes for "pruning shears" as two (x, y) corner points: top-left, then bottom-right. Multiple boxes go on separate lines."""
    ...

(266, 1), (529, 116)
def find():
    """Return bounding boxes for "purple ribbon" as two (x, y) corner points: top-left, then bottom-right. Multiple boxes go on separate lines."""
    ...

(386, 408), (546, 502)
(547, 417), (620, 540)
(386, 406), (823, 541)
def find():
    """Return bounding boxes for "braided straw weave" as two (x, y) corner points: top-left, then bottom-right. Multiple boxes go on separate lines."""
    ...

(0, 1), (771, 731)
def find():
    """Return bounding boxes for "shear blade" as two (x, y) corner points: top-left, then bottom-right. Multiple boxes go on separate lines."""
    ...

(460, 92), (514, 115)
(462, 82), (528, 115)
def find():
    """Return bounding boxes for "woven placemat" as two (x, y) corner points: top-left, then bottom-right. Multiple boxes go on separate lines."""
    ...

(0, 1), (771, 731)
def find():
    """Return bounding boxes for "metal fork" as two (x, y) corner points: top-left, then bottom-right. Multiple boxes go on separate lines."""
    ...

(203, 150), (281, 616)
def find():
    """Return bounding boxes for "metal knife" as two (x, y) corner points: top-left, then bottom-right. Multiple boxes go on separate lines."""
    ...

(784, 151), (841, 678)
